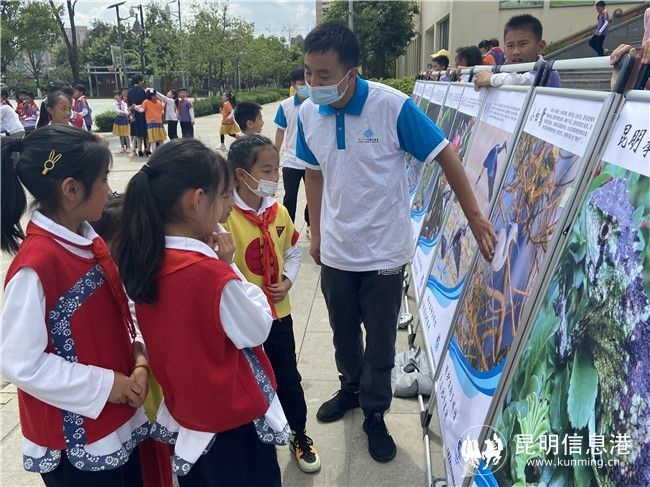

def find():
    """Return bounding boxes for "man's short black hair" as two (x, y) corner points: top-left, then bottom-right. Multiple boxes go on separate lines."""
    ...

(290, 68), (305, 84)
(478, 39), (490, 49)
(489, 38), (500, 47)
(304, 21), (360, 68)
(504, 14), (543, 42)
(132, 74), (144, 85)
(432, 55), (449, 69)
(234, 101), (262, 131)
(596, 1), (606, 7)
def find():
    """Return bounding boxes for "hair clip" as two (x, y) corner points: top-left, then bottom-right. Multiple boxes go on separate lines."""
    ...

(42, 150), (62, 175)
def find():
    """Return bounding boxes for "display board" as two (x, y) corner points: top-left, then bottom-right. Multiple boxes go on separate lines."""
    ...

(438, 83), (465, 137)
(481, 92), (649, 487)
(413, 80), (425, 106)
(419, 81), (435, 111)
(419, 87), (529, 371)
(411, 85), (486, 302)
(426, 82), (449, 124)
(434, 89), (617, 486)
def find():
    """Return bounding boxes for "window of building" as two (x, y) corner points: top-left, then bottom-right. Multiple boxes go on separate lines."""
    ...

(437, 16), (449, 51)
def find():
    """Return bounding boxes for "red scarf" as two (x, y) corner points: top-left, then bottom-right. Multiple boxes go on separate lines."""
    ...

(234, 203), (280, 319)
(26, 222), (137, 342)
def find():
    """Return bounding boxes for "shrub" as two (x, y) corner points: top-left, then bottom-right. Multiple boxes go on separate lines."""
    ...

(95, 111), (115, 132)
(368, 76), (415, 95)
(94, 88), (288, 132)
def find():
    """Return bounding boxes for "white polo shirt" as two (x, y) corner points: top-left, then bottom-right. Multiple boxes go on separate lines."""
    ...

(296, 76), (448, 272)
(274, 95), (305, 170)
(1, 104), (23, 134)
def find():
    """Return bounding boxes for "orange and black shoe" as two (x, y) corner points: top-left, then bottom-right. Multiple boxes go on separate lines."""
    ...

(290, 430), (321, 474)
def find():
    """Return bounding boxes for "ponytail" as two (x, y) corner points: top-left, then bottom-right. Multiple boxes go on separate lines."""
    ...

(115, 170), (165, 303)
(1, 137), (27, 253)
(115, 138), (231, 304)
(36, 100), (50, 128)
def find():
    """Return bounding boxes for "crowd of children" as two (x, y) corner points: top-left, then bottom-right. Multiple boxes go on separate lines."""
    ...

(419, 14), (562, 89)
(0, 55), (319, 484)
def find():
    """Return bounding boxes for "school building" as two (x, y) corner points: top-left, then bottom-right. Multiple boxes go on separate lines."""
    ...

(396, 0), (648, 77)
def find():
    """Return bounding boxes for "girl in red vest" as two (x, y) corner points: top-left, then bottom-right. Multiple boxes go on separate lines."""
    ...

(114, 138), (286, 486)
(0, 125), (149, 486)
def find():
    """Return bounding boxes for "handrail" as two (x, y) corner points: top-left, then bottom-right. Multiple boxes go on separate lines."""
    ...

(419, 55), (618, 81)
(635, 64), (650, 91)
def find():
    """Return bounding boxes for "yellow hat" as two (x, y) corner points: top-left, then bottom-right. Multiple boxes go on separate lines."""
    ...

(431, 49), (451, 59)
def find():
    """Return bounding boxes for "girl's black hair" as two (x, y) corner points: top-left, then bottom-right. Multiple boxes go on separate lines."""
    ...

(144, 88), (157, 100)
(114, 138), (232, 304)
(90, 192), (124, 247)
(37, 90), (69, 128)
(456, 46), (483, 67)
(224, 91), (237, 108)
(1, 89), (11, 106)
(227, 134), (277, 174)
(1, 125), (112, 253)
(74, 84), (87, 95)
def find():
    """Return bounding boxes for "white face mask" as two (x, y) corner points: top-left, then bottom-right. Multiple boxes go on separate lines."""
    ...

(306, 69), (352, 105)
(243, 170), (278, 197)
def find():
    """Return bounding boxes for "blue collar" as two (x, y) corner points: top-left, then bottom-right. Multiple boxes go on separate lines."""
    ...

(293, 94), (301, 105)
(318, 75), (368, 116)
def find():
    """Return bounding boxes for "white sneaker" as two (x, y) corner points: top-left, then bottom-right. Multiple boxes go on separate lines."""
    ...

(220, 143), (227, 151)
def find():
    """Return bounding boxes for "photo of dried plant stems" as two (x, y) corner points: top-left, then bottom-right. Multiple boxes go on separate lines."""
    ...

(454, 132), (581, 371)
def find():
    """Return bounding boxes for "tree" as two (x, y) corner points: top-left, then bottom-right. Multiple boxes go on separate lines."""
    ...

(1, 1), (21, 74)
(325, 1), (418, 78)
(49, 0), (81, 84)
(16, 1), (61, 89)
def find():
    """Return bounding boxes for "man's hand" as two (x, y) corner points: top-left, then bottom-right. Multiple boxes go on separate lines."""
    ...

(610, 42), (650, 91)
(468, 213), (497, 262)
(310, 233), (321, 265)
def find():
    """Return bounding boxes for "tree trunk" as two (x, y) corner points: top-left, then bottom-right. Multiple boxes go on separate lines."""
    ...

(48, 0), (80, 83)
(376, 50), (386, 79)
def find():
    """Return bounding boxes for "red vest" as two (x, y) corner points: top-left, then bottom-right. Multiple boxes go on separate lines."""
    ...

(4, 232), (136, 449)
(135, 249), (277, 432)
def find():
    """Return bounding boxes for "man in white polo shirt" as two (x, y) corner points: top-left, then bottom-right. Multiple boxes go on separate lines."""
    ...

(297, 21), (496, 463)
(275, 68), (311, 235)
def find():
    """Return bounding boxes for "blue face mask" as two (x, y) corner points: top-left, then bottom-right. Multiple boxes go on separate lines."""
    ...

(296, 85), (310, 99)
(306, 69), (352, 105)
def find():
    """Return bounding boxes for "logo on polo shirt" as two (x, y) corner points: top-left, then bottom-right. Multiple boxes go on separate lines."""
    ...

(358, 129), (380, 144)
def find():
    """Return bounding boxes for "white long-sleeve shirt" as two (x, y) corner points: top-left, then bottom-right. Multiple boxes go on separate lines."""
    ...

(1, 211), (148, 473)
(113, 100), (129, 117)
(148, 236), (287, 474)
(155, 92), (178, 122)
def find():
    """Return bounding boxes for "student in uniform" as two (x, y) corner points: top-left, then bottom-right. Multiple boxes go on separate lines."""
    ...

(225, 135), (321, 474)
(113, 91), (131, 152)
(274, 68), (311, 236)
(0, 103), (24, 137)
(219, 91), (240, 150)
(114, 138), (285, 486)
(478, 40), (496, 65)
(21, 92), (39, 134)
(589, 1), (610, 57)
(155, 89), (179, 140)
(73, 84), (93, 131)
(489, 38), (506, 65)
(136, 89), (167, 153)
(297, 21), (496, 463)
(0, 125), (149, 486)
(176, 88), (195, 139)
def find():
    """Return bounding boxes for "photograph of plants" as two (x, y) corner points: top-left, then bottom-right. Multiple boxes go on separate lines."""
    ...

(438, 105), (457, 137)
(454, 132), (582, 372)
(491, 161), (649, 486)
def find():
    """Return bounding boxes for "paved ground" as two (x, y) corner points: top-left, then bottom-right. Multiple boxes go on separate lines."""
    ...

(0, 101), (446, 486)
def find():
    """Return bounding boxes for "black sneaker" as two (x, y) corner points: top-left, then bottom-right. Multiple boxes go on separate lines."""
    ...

(363, 412), (396, 462)
(316, 389), (359, 423)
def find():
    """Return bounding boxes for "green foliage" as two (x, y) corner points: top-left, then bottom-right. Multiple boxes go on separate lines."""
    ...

(325, 1), (419, 78)
(567, 347), (598, 429)
(1, 1), (21, 73)
(368, 76), (415, 95)
(95, 111), (116, 132)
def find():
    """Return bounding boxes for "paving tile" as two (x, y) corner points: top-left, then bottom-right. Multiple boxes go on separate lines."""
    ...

(347, 412), (426, 487)
(1, 428), (43, 486)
